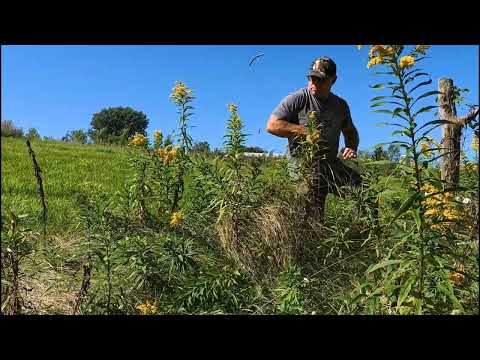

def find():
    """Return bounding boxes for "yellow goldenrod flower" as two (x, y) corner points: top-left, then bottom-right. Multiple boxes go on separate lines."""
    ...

(136, 301), (157, 315)
(471, 136), (479, 152)
(369, 45), (385, 58)
(169, 147), (179, 158)
(228, 103), (238, 113)
(163, 153), (173, 165)
(371, 45), (395, 57)
(448, 271), (464, 285)
(443, 192), (454, 201)
(170, 211), (184, 227)
(129, 133), (148, 147)
(424, 208), (439, 217)
(306, 131), (321, 144)
(367, 56), (384, 69)
(415, 45), (430, 55)
(153, 130), (162, 139)
(170, 81), (193, 104)
(420, 141), (431, 154)
(153, 148), (166, 158)
(383, 46), (395, 56)
(442, 208), (455, 220)
(399, 55), (415, 69)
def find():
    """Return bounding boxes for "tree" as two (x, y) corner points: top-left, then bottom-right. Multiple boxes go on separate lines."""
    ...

(371, 145), (388, 161)
(1, 120), (23, 138)
(386, 144), (401, 162)
(356, 149), (370, 161)
(89, 107), (149, 145)
(243, 146), (266, 153)
(192, 141), (210, 154)
(26, 128), (41, 140)
(63, 129), (89, 144)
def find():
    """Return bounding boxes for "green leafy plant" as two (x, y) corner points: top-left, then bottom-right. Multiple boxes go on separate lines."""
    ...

(1, 210), (35, 314)
(353, 45), (477, 314)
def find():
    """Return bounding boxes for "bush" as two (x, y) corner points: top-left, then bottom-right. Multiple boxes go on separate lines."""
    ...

(63, 129), (89, 144)
(89, 107), (149, 145)
(26, 128), (41, 141)
(1, 120), (24, 138)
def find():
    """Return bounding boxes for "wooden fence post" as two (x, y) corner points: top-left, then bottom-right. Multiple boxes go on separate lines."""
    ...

(438, 78), (479, 189)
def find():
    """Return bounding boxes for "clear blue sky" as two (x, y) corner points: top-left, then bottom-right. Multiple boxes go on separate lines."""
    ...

(2, 45), (478, 156)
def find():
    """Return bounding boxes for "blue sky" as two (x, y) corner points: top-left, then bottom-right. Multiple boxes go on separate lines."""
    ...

(2, 45), (478, 156)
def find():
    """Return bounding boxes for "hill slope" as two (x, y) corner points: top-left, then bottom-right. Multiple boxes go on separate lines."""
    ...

(1, 137), (131, 232)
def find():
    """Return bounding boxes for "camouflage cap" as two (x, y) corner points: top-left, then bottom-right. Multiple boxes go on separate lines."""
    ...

(308, 56), (337, 80)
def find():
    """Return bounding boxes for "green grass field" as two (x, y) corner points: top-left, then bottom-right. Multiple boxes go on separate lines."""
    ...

(1, 137), (131, 232)
(1, 136), (408, 233)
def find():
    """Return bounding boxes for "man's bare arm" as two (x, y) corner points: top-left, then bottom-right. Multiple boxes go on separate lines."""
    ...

(342, 123), (359, 151)
(341, 123), (359, 160)
(266, 114), (305, 139)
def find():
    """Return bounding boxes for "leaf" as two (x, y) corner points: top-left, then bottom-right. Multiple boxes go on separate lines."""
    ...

(403, 68), (424, 78)
(370, 96), (390, 102)
(389, 140), (412, 147)
(404, 72), (430, 85)
(412, 91), (443, 108)
(437, 282), (463, 311)
(375, 122), (409, 129)
(370, 102), (389, 108)
(392, 107), (407, 118)
(371, 101), (405, 108)
(389, 191), (422, 226)
(413, 105), (438, 118)
(371, 109), (395, 115)
(366, 259), (403, 274)
(408, 79), (433, 94)
(391, 130), (410, 137)
(397, 276), (416, 307)
(412, 208), (422, 233)
(414, 119), (456, 134)
(369, 83), (387, 89)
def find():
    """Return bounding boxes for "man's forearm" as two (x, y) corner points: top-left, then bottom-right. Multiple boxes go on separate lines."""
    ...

(266, 118), (305, 139)
(343, 126), (359, 150)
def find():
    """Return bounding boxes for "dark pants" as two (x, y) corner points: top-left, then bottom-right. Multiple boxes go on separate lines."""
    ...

(290, 157), (362, 221)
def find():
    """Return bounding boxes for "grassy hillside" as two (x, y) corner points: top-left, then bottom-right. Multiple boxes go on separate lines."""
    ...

(1, 137), (407, 233)
(1, 137), (131, 232)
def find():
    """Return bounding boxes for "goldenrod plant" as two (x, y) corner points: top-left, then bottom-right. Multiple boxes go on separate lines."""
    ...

(351, 45), (477, 314)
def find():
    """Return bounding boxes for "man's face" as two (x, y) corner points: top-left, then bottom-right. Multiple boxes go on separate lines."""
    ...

(308, 75), (336, 97)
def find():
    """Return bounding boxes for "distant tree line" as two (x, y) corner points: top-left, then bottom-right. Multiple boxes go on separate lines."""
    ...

(1, 106), (149, 145)
(356, 144), (401, 162)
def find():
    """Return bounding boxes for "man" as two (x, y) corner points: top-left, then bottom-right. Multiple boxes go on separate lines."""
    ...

(266, 56), (361, 220)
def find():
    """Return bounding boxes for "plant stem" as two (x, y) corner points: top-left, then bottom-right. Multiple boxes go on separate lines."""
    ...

(397, 63), (426, 301)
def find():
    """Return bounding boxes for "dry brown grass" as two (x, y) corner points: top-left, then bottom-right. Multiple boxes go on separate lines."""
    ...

(18, 233), (84, 315)
(216, 195), (328, 281)
(21, 270), (78, 315)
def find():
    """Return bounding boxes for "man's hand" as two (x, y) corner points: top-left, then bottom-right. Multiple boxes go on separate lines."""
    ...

(342, 147), (357, 160)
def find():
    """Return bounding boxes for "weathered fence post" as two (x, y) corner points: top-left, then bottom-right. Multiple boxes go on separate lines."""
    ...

(26, 139), (48, 239)
(438, 78), (479, 189)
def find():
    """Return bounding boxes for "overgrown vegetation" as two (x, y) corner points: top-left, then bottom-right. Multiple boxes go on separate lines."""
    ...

(1, 46), (478, 315)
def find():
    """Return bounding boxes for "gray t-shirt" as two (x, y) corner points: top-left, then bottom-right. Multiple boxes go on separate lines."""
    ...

(272, 87), (354, 160)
